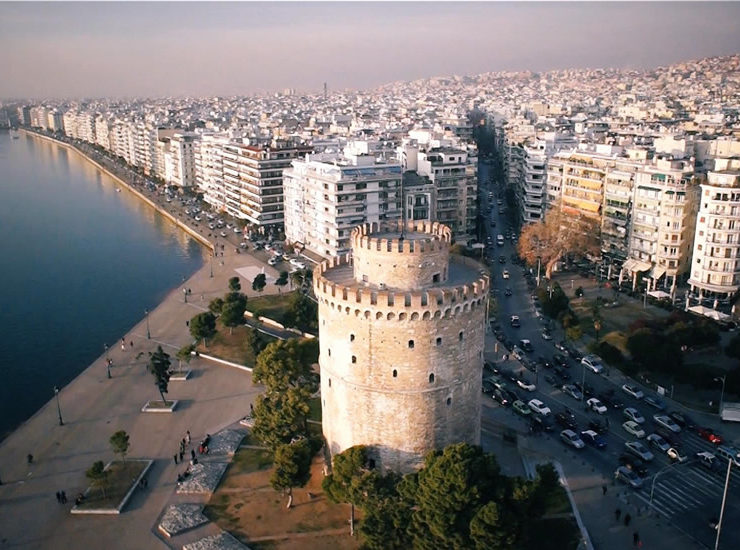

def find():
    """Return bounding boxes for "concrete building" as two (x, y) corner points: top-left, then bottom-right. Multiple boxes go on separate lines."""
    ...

(283, 147), (401, 258)
(95, 116), (110, 151)
(688, 159), (740, 302)
(167, 132), (198, 188)
(47, 111), (64, 133)
(17, 106), (31, 126)
(221, 140), (311, 228)
(315, 221), (488, 473)
(195, 134), (228, 212)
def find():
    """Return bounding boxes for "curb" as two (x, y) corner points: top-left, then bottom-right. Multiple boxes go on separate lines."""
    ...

(70, 459), (153, 515)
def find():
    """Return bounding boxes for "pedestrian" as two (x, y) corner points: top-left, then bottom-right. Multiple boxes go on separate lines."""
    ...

(173, 454), (178, 465)
(179, 450), (184, 463)
(129, 341), (133, 349)
(186, 320), (189, 327)
(250, 403), (254, 414)
(61, 490), (67, 503)
(27, 453), (33, 465)
(121, 342), (126, 351)
(186, 430), (191, 445)
(633, 531), (640, 547)
(602, 484), (607, 496)
(56, 491), (61, 503)
(615, 508), (622, 522)
(191, 449), (196, 460)
(624, 513), (631, 526)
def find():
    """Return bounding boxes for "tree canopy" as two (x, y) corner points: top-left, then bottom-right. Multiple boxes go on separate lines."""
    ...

(86, 460), (109, 498)
(220, 299), (246, 334)
(190, 311), (217, 347)
(252, 273), (267, 293)
(148, 345), (171, 403)
(275, 271), (289, 294)
(270, 439), (313, 509)
(109, 430), (130, 463)
(228, 276), (241, 293)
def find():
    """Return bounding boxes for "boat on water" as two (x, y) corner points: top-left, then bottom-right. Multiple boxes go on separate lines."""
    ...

(10, 129), (20, 139)
(116, 188), (121, 193)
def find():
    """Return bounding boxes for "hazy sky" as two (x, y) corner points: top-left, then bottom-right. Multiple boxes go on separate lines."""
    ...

(1, 1), (739, 99)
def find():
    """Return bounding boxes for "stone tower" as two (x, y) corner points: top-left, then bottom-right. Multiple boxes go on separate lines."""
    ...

(314, 221), (489, 473)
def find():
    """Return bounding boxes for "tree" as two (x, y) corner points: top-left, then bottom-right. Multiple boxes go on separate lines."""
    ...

(190, 311), (217, 347)
(270, 439), (313, 509)
(148, 345), (171, 404)
(228, 276), (241, 293)
(109, 430), (130, 464)
(289, 270), (304, 290)
(220, 299), (246, 335)
(252, 340), (318, 394)
(517, 200), (600, 279)
(252, 386), (313, 450)
(252, 273), (267, 293)
(176, 343), (195, 372)
(245, 326), (265, 358)
(275, 271), (289, 294)
(208, 297), (225, 315)
(86, 460), (110, 499)
(284, 292), (318, 333)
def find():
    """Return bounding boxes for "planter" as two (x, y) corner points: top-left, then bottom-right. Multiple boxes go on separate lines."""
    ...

(170, 370), (192, 381)
(141, 399), (179, 413)
(71, 459), (153, 515)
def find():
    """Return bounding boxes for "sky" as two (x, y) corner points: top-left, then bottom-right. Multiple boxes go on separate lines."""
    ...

(1, 1), (739, 99)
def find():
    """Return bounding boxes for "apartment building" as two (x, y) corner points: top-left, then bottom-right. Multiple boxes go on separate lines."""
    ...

(95, 116), (111, 150)
(167, 132), (198, 189)
(623, 157), (700, 292)
(62, 111), (78, 138)
(17, 106), (31, 126)
(195, 134), (228, 212)
(76, 112), (96, 144)
(221, 140), (311, 227)
(283, 149), (402, 258)
(47, 111), (64, 133)
(688, 159), (740, 302)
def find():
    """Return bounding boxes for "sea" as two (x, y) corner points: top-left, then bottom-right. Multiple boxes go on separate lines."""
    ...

(0, 131), (205, 439)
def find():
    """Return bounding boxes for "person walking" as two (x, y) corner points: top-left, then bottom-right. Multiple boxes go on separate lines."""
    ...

(633, 531), (640, 547)
(56, 491), (61, 503)
(179, 450), (184, 463)
(624, 513), (632, 527)
(61, 490), (67, 503)
(186, 431), (191, 445)
(615, 508), (622, 522)
(27, 454), (33, 465)
(602, 484), (607, 496)
(173, 454), (178, 465)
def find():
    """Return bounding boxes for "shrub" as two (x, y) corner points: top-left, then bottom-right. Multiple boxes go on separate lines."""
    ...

(595, 341), (624, 366)
(574, 286), (584, 298)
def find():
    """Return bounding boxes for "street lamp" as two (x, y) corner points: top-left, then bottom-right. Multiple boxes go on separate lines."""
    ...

(209, 252), (214, 278)
(54, 386), (63, 426)
(715, 457), (733, 550)
(714, 375), (727, 414)
(594, 319), (601, 344)
(104, 343), (111, 379)
(145, 308), (151, 339)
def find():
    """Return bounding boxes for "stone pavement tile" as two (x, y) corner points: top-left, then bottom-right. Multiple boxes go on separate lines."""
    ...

(176, 462), (229, 495)
(183, 531), (251, 550)
(159, 503), (210, 537)
(201, 428), (247, 458)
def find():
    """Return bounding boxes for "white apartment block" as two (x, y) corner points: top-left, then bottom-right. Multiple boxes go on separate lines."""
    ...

(76, 112), (96, 144)
(195, 134), (228, 211)
(63, 111), (78, 139)
(110, 121), (133, 165)
(221, 141), (311, 227)
(47, 111), (64, 133)
(167, 132), (198, 189)
(688, 159), (740, 301)
(133, 123), (156, 175)
(95, 116), (111, 150)
(283, 149), (402, 258)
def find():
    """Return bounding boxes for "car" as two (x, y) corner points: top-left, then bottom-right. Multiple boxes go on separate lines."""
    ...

(555, 341), (568, 352)
(502, 270), (510, 279)
(233, 227), (241, 234)
(644, 395), (667, 411)
(561, 384), (583, 401)
(492, 388), (511, 407)
(581, 355), (604, 374)
(504, 288), (512, 297)
(516, 377), (537, 392)
(622, 384), (644, 400)
(267, 257), (279, 266)
(653, 415), (681, 433)
(667, 447), (688, 463)
(598, 390), (624, 410)
(619, 454), (649, 477)
(668, 410), (696, 429)
(615, 466), (643, 489)
(697, 427), (723, 445)
(531, 413), (555, 432)
(510, 315), (521, 328)
(647, 433), (671, 453)
(541, 329), (552, 341)
(622, 421), (646, 438)
(513, 400), (531, 416)
(536, 356), (553, 370)
(553, 367), (571, 381)
(588, 419), (609, 435)
(553, 353), (569, 368)
(512, 347), (525, 361)
(555, 410), (578, 430)
(695, 451), (723, 472)
(565, 344), (583, 361)
(716, 445), (740, 467)
(586, 397), (608, 414)
(519, 339), (534, 353)
(580, 430), (607, 449)
(500, 369), (518, 383)
(623, 407), (645, 424)
(527, 399), (551, 416)
(544, 374), (558, 385)
(654, 427), (681, 447)
(220, 231), (228, 237)
(499, 255), (507, 264)
(574, 382), (596, 398)
(560, 429), (585, 449)
(625, 441), (654, 461)
(482, 379), (496, 395)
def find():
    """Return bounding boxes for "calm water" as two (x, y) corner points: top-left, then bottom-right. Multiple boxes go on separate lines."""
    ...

(0, 132), (205, 438)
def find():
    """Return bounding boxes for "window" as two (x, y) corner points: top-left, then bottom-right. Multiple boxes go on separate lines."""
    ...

(328, 378), (331, 387)
(328, 349), (331, 356)
(459, 331), (464, 342)
(350, 334), (355, 342)
(351, 355), (357, 364)
(446, 397), (452, 406)
(429, 373), (435, 383)
(408, 340), (414, 349)
(436, 337), (442, 346)
(392, 369), (397, 378)
(432, 273), (440, 283)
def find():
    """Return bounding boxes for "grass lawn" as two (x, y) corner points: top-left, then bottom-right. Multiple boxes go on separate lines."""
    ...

(197, 323), (276, 366)
(76, 461), (148, 511)
(246, 292), (298, 326)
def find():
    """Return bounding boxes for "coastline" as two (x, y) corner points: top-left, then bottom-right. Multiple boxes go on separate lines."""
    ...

(20, 128), (215, 254)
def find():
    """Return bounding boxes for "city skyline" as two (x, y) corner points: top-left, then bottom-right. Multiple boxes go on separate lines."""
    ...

(2, 1), (740, 99)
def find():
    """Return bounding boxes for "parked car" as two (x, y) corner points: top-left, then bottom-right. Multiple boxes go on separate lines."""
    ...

(615, 466), (643, 489)
(647, 433), (671, 453)
(655, 427), (681, 447)
(502, 270), (510, 279)
(562, 384), (583, 401)
(619, 454), (649, 477)
(482, 380), (496, 395)
(623, 407), (645, 424)
(510, 315), (521, 328)
(527, 399), (551, 416)
(492, 388), (512, 407)
(574, 382), (596, 398)
(519, 339), (534, 352)
(580, 430), (607, 449)
(516, 377), (537, 392)
(541, 329), (552, 340)
(625, 441), (654, 462)
(553, 367), (571, 381)
(697, 427), (723, 445)
(598, 390), (624, 410)
(622, 421), (646, 439)
(512, 347), (525, 361)
(653, 415), (681, 433)
(695, 451), (723, 472)
(513, 400), (531, 416)
(588, 419), (609, 435)
(531, 413), (555, 432)
(555, 411), (578, 430)
(586, 397), (608, 415)
(643, 394), (667, 411)
(555, 341), (568, 352)
(622, 384), (644, 400)
(581, 355), (604, 374)
(560, 429), (585, 449)
(668, 410), (696, 429)
(553, 353), (569, 368)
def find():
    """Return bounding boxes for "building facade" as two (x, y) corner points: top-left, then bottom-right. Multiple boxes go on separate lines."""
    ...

(315, 221), (488, 473)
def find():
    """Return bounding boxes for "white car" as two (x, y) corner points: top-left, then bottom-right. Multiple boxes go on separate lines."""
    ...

(622, 384), (644, 399)
(622, 421), (646, 438)
(561, 429), (585, 449)
(541, 329), (552, 341)
(586, 397), (607, 415)
(233, 227), (241, 234)
(653, 415), (681, 433)
(623, 407), (645, 424)
(517, 378), (537, 392)
(667, 447), (688, 463)
(581, 355), (604, 374)
(267, 257), (279, 266)
(527, 399), (551, 416)
(502, 270), (510, 279)
(625, 441), (654, 462)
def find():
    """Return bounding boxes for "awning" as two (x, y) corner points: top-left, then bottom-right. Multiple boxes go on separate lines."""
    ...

(648, 290), (671, 300)
(621, 258), (652, 273)
(688, 305), (731, 322)
(650, 266), (666, 280)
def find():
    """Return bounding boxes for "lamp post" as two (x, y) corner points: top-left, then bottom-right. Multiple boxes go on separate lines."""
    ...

(594, 319), (601, 344)
(54, 386), (63, 426)
(714, 375), (727, 414)
(209, 252), (214, 278)
(715, 457), (733, 550)
(145, 308), (151, 339)
(104, 343), (111, 379)
(183, 287), (188, 303)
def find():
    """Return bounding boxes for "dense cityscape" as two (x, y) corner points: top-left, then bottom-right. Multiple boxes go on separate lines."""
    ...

(1, 18), (740, 550)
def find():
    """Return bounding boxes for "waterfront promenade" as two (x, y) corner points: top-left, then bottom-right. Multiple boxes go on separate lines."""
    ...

(0, 136), (286, 549)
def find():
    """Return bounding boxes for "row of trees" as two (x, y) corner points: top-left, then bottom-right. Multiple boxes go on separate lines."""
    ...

(322, 443), (577, 549)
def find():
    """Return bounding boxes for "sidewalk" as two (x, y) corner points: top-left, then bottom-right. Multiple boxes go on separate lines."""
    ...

(0, 222), (284, 549)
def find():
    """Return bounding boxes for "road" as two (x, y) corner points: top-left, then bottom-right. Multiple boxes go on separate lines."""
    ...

(475, 162), (740, 550)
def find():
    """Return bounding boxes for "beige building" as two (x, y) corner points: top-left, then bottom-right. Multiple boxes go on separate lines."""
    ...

(315, 221), (488, 473)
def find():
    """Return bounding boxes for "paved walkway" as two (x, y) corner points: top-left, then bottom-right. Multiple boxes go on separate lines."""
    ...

(0, 207), (285, 549)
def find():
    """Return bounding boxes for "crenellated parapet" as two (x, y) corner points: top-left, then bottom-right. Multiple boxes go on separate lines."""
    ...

(351, 221), (452, 254)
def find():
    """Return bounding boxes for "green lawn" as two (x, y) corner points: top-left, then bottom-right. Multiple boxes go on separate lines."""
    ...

(198, 323), (276, 366)
(230, 447), (274, 472)
(245, 292), (297, 326)
(76, 461), (148, 511)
